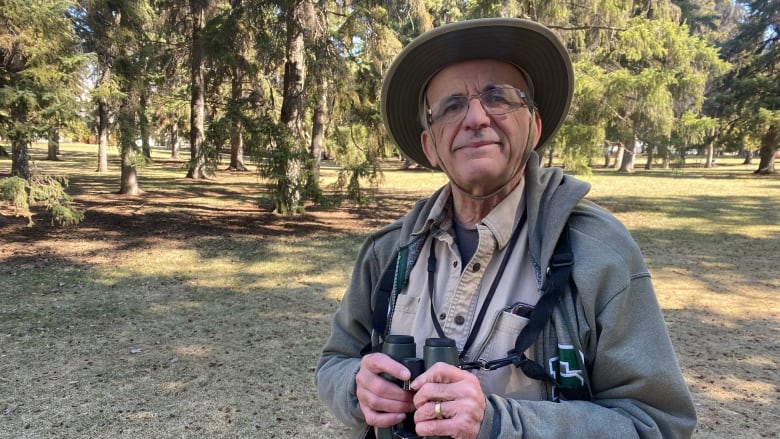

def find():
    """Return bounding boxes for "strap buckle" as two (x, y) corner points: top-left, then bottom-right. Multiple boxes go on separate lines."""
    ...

(459, 353), (523, 372)
(458, 360), (485, 371)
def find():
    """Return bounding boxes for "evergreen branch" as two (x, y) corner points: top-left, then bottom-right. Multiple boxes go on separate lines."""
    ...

(546, 24), (628, 32)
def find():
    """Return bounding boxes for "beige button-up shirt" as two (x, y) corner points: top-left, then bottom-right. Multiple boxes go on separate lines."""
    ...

(388, 181), (543, 400)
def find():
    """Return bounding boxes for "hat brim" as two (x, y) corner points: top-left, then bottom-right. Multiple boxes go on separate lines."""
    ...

(380, 18), (574, 169)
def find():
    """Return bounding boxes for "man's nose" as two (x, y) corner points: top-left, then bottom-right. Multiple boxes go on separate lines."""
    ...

(462, 96), (491, 128)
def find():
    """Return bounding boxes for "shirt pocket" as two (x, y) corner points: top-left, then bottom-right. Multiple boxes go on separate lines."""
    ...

(477, 310), (529, 363)
(388, 294), (420, 335)
(475, 310), (542, 400)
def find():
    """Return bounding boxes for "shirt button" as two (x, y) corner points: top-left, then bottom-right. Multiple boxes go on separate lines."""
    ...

(452, 261), (458, 268)
(454, 315), (465, 325)
(472, 263), (481, 272)
(439, 313), (446, 320)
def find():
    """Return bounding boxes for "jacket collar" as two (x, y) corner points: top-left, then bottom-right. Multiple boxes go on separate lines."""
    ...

(396, 151), (591, 267)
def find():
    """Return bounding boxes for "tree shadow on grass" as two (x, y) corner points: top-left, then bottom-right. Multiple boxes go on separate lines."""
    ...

(663, 306), (779, 438)
(0, 260), (351, 437)
(588, 193), (779, 296)
(592, 193), (778, 226)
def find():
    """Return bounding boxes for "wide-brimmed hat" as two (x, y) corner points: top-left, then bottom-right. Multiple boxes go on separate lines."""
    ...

(380, 18), (574, 169)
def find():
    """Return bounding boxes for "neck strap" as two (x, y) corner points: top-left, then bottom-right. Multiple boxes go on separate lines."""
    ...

(427, 210), (528, 359)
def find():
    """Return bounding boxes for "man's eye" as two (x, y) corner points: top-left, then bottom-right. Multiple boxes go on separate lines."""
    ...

(483, 91), (511, 106)
(439, 99), (467, 115)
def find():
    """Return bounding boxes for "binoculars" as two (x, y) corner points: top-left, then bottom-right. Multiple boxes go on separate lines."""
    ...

(375, 335), (459, 439)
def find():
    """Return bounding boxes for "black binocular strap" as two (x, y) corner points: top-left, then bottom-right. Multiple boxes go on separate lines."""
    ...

(507, 225), (573, 378)
(361, 250), (401, 356)
(373, 252), (398, 338)
(506, 224), (591, 401)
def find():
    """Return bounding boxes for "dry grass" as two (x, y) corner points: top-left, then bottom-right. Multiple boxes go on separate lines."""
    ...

(579, 167), (780, 438)
(0, 144), (778, 438)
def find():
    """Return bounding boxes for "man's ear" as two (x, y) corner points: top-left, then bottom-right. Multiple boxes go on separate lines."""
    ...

(533, 111), (543, 146)
(421, 129), (439, 168)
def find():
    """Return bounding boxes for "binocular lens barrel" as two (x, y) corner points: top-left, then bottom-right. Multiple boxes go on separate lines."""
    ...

(382, 334), (417, 359)
(423, 337), (459, 370)
(376, 336), (459, 439)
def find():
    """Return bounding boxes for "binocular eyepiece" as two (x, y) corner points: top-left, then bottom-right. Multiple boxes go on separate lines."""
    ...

(375, 335), (459, 439)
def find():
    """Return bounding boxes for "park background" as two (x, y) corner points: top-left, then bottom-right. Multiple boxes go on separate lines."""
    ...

(1, 143), (778, 438)
(2, 0), (778, 214)
(2, 0), (779, 437)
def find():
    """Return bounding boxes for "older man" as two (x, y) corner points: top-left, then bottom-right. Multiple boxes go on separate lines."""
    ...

(316, 18), (696, 439)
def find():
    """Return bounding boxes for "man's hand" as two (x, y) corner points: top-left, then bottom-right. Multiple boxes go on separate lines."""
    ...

(410, 362), (486, 439)
(356, 353), (416, 428)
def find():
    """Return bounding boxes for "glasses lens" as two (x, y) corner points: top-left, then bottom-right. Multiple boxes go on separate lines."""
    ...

(481, 88), (527, 115)
(428, 88), (530, 125)
(430, 96), (469, 124)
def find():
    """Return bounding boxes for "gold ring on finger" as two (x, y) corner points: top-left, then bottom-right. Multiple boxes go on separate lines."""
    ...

(434, 401), (443, 420)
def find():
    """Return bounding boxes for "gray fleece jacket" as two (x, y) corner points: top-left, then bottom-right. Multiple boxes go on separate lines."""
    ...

(315, 153), (696, 438)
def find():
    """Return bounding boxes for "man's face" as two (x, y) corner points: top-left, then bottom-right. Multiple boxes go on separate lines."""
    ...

(421, 59), (542, 196)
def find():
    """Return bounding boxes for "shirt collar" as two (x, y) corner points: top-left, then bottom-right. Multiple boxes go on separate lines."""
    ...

(411, 184), (453, 239)
(482, 179), (526, 250)
(414, 180), (526, 250)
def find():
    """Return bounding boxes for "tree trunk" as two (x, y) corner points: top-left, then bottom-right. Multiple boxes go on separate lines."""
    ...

(10, 106), (32, 180)
(228, 67), (247, 171)
(11, 138), (32, 180)
(704, 134), (716, 168)
(119, 149), (141, 195)
(308, 6), (329, 183)
(612, 143), (624, 168)
(12, 134), (32, 179)
(229, 119), (246, 171)
(644, 144), (654, 170)
(754, 126), (778, 175)
(139, 88), (152, 159)
(754, 147), (776, 174)
(277, 0), (311, 214)
(280, 1), (307, 134)
(187, 1), (208, 179)
(662, 150), (671, 168)
(117, 92), (141, 195)
(309, 74), (328, 180)
(618, 139), (636, 173)
(613, 143), (624, 169)
(545, 147), (554, 167)
(170, 124), (181, 159)
(743, 148), (753, 164)
(97, 97), (110, 172)
(47, 127), (60, 160)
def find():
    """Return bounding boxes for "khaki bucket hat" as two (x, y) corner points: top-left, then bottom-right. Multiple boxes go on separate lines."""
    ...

(380, 18), (574, 169)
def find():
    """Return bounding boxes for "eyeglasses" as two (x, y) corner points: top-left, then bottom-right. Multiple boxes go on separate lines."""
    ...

(426, 87), (534, 125)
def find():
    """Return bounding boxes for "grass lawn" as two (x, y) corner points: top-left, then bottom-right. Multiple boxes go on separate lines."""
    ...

(0, 143), (778, 438)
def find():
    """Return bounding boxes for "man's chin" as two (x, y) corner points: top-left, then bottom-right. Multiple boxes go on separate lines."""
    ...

(449, 166), (523, 197)
(453, 175), (502, 193)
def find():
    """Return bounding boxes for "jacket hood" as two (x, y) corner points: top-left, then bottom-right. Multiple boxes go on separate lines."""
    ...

(524, 153), (591, 276)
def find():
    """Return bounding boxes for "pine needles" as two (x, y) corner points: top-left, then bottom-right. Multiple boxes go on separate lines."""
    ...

(0, 174), (84, 226)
